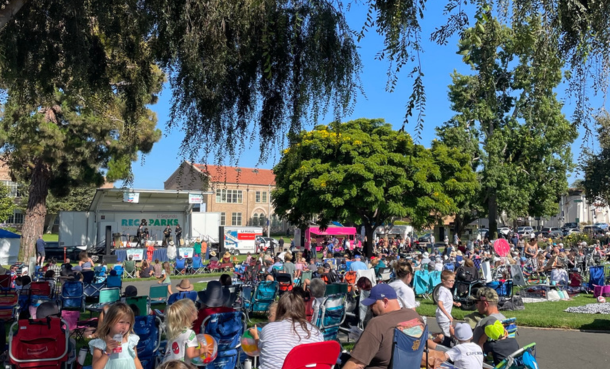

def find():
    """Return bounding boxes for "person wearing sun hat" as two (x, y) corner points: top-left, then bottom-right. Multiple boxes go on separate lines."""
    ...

(441, 323), (484, 369)
(175, 279), (194, 292)
(209, 251), (219, 262)
(482, 318), (520, 365)
(193, 280), (235, 334)
(222, 251), (232, 264)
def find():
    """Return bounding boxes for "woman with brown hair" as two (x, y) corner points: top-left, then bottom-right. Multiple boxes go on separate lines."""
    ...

(248, 292), (322, 369)
(388, 260), (418, 310)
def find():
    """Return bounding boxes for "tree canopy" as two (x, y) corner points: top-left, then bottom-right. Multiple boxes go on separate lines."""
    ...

(582, 113), (610, 205)
(272, 118), (477, 255)
(0, 1), (606, 162)
(437, 11), (577, 237)
(0, 183), (16, 223)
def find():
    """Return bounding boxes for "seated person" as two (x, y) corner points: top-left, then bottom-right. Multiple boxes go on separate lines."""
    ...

(194, 281), (236, 334)
(342, 284), (435, 369)
(264, 274), (275, 282)
(440, 323), (484, 369)
(123, 256), (136, 274)
(209, 251), (219, 262)
(152, 259), (163, 278)
(60, 259), (73, 277)
(483, 319), (520, 365)
(138, 260), (152, 278)
(219, 273), (232, 287)
(308, 278), (326, 321)
(248, 292), (322, 369)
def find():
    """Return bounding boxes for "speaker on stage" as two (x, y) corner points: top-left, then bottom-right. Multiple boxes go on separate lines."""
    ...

(218, 226), (225, 256)
(103, 255), (118, 265)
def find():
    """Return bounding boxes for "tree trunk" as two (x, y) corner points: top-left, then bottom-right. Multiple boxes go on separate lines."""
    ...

(45, 213), (57, 234)
(364, 225), (375, 258)
(488, 193), (498, 239)
(18, 159), (51, 262)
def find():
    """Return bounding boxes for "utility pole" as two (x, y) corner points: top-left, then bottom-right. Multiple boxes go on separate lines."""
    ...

(267, 184), (271, 238)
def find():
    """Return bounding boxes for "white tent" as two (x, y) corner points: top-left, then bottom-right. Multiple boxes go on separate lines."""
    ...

(0, 229), (20, 265)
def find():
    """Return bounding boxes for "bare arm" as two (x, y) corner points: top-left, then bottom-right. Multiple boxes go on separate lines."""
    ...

(134, 347), (144, 369)
(343, 358), (366, 369)
(437, 301), (453, 322)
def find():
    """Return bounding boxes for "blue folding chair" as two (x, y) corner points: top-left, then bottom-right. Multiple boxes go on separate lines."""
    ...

(250, 281), (278, 315)
(167, 291), (197, 306)
(113, 265), (124, 277)
(106, 275), (122, 292)
(413, 270), (431, 298)
(134, 315), (162, 369)
(61, 280), (85, 311)
(444, 263), (455, 272)
(588, 266), (605, 290)
(174, 258), (187, 275)
(191, 256), (206, 274)
(199, 311), (246, 369)
(389, 324), (428, 369)
(494, 342), (538, 369)
(314, 291), (347, 341)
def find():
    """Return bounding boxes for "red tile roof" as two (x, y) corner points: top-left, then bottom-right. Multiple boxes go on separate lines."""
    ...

(193, 164), (276, 186)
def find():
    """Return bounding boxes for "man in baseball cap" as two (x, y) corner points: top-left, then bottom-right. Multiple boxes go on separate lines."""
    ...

(348, 254), (368, 271)
(468, 287), (506, 348)
(343, 284), (426, 369)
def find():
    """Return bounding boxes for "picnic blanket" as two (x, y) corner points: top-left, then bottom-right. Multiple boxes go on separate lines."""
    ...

(565, 303), (610, 315)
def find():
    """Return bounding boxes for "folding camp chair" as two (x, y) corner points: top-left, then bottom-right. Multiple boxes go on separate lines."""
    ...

(207, 260), (222, 272)
(174, 258), (187, 276)
(299, 271), (313, 288)
(490, 342), (537, 369)
(167, 291), (197, 306)
(501, 318), (518, 339)
(200, 311), (247, 369)
(126, 295), (149, 316)
(281, 341), (341, 369)
(123, 261), (137, 279)
(86, 287), (120, 315)
(61, 280), (85, 311)
(389, 322), (429, 369)
(0, 274), (12, 291)
(0, 291), (18, 322)
(93, 266), (106, 283)
(413, 269), (432, 298)
(8, 317), (70, 369)
(106, 275), (122, 293)
(191, 256), (206, 274)
(134, 315), (162, 369)
(113, 265), (124, 277)
(276, 273), (294, 295)
(314, 285), (347, 341)
(247, 281), (278, 320)
(588, 265), (605, 291)
(149, 285), (169, 306)
(83, 271), (104, 298)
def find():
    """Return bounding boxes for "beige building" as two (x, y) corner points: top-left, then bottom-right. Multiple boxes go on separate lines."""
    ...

(164, 162), (285, 230)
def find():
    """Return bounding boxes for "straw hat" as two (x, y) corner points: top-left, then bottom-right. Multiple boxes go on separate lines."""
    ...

(210, 251), (217, 257)
(176, 279), (194, 291)
(223, 251), (231, 258)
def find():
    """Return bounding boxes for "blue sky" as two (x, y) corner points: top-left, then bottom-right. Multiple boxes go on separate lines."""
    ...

(124, 2), (600, 189)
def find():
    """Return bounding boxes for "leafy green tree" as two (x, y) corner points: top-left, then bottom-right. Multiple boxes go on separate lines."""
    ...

(437, 10), (577, 238)
(582, 113), (610, 205)
(0, 183), (16, 223)
(272, 118), (477, 256)
(1, 1), (608, 160)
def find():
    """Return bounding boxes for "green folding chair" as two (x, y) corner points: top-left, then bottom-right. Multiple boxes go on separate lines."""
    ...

(325, 283), (348, 296)
(149, 285), (168, 305)
(99, 288), (121, 304)
(300, 271), (313, 288)
(126, 295), (148, 316)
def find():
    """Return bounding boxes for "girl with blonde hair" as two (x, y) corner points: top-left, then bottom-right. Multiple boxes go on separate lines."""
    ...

(89, 302), (142, 369)
(163, 299), (209, 364)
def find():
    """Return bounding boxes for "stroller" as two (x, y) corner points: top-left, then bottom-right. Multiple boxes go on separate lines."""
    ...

(9, 317), (70, 369)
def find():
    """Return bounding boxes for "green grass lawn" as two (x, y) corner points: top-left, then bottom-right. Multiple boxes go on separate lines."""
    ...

(416, 292), (610, 330)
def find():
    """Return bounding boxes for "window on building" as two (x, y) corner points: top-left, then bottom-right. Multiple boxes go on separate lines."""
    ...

(255, 191), (261, 203)
(251, 213), (259, 226)
(1, 180), (19, 197)
(8, 210), (24, 224)
(220, 212), (226, 226)
(215, 189), (243, 204)
(262, 191), (267, 203)
(259, 214), (266, 227)
(232, 212), (242, 226)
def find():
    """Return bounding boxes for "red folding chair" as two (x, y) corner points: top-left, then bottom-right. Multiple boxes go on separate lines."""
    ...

(280, 341), (341, 369)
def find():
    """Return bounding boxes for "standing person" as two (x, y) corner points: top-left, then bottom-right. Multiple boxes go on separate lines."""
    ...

(202, 239), (209, 260)
(429, 233), (436, 253)
(193, 238), (202, 257)
(453, 232), (459, 245)
(163, 226), (172, 247)
(89, 302), (143, 369)
(278, 237), (285, 252)
(175, 223), (183, 246)
(136, 224), (144, 247)
(36, 235), (46, 266)
(436, 270), (461, 342)
(289, 238), (295, 252)
(162, 299), (209, 365)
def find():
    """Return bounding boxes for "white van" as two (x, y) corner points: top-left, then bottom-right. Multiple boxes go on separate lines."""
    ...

(223, 226), (263, 255)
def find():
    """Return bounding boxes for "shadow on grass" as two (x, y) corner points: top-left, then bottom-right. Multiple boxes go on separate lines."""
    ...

(578, 319), (610, 332)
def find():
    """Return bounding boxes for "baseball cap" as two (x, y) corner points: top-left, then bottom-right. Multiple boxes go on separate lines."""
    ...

(484, 319), (505, 340)
(423, 252), (429, 258)
(454, 323), (473, 341)
(361, 284), (398, 306)
(469, 287), (499, 303)
(529, 233), (535, 239)
(354, 254), (361, 260)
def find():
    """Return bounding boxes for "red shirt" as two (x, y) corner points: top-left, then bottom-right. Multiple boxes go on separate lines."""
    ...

(193, 306), (236, 334)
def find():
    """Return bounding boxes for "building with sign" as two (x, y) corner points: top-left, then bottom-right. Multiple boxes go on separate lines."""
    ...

(164, 162), (287, 233)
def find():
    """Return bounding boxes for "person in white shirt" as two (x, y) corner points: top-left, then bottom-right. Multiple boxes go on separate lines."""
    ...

(443, 323), (484, 369)
(388, 260), (419, 310)
(435, 270), (460, 338)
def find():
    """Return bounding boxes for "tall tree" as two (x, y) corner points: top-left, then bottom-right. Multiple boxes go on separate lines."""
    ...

(1, 1), (608, 161)
(582, 113), (610, 205)
(272, 118), (477, 256)
(0, 183), (16, 223)
(437, 9), (577, 238)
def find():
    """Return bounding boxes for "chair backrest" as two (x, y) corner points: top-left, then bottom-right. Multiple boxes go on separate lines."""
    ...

(501, 318), (518, 339)
(9, 317), (69, 368)
(124, 261), (136, 273)
(315, 293), (347, 341)
(300, 271), (313, 287)
(149, 285), (168, 300)
(0, 275), (12, 290)
(281, 341), (341, 369)
(413, 270), (430, 295)
(498, 342), (537, 369)
(106, 275), (122, 289)
(61, 281), (84, 310)
(175, 259), (186, 269)
(252, 281), (278, 313)
(0, 291), (18, 321)
(113, 265), (124, 276)
(324, 283), (348, 297)
(167, 291), (197, 305)
(202, 311), (246, 369)
(99, 288), (120, 304)
(60, 310), (80, 331)
(81, 271), (95, 284)
(126, 296), (149, 316)
(134, 315), (161, 369)
(588, 266), (605, 289)
(389, 324), (428, 369)
(192, 257), (204, 269)
(29, 282), (51, 297)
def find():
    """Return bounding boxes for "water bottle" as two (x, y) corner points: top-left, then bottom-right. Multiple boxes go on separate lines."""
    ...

(77, 348), (88, 365)
(244, 359), (252, 369)
(113, 334), (123, 353)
